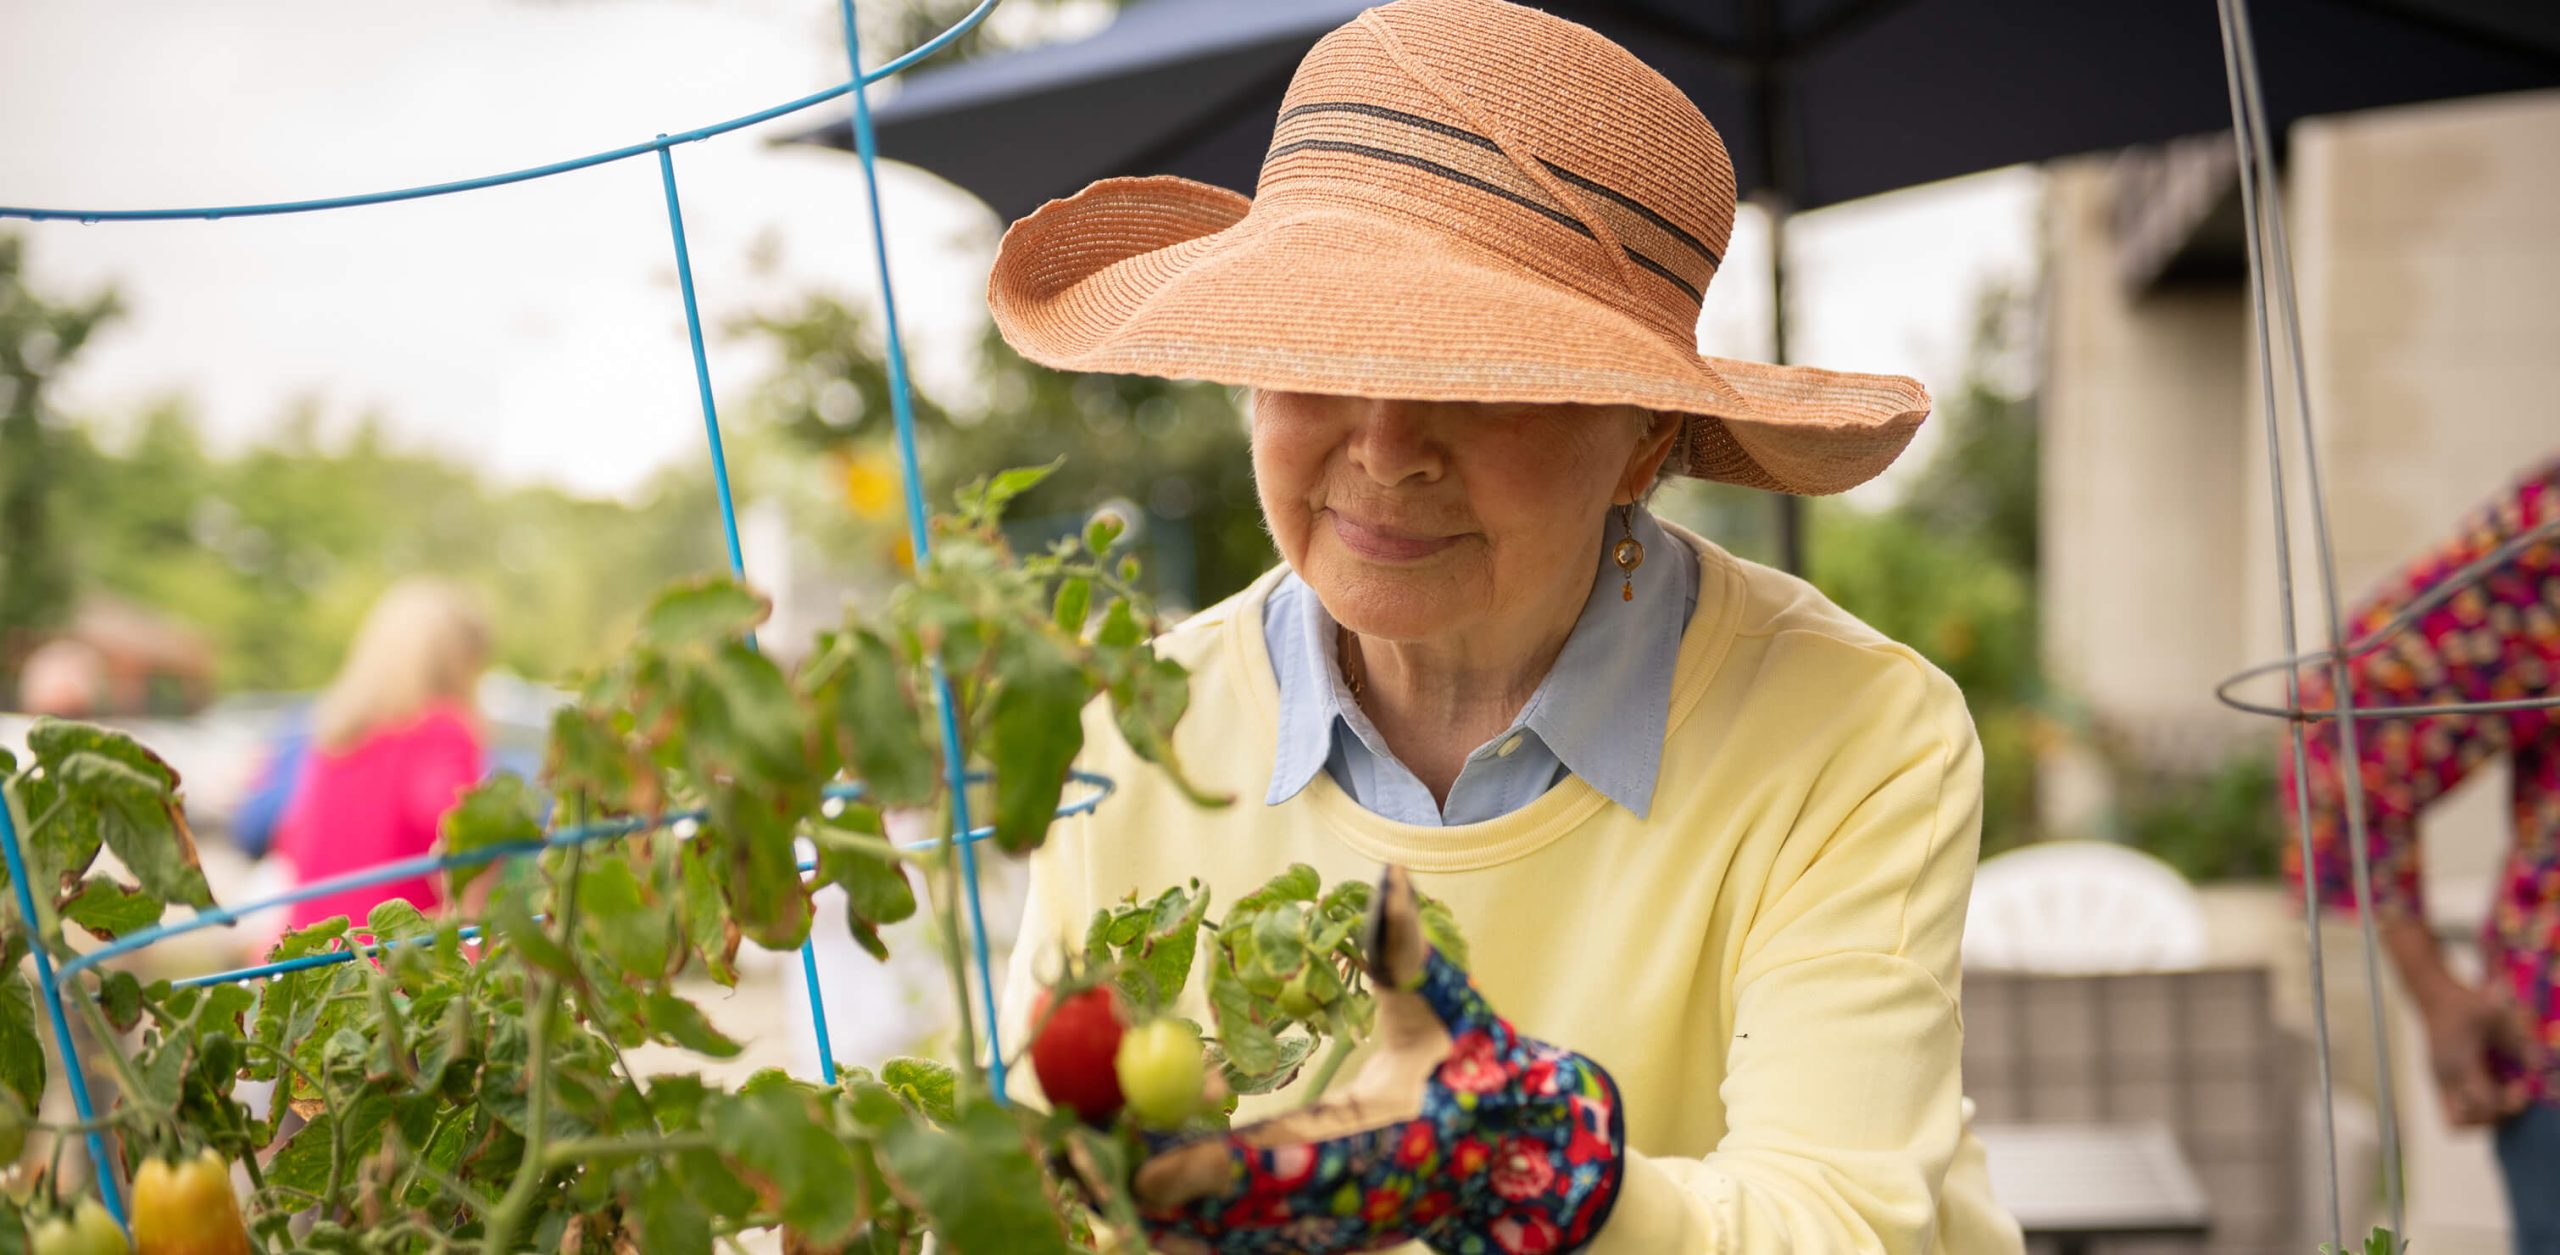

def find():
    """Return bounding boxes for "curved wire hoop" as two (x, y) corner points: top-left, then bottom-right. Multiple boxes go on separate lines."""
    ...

(52, 771), (1113, 986)
(0, 0), (999, 224)
(2213, 517), (2560, 722)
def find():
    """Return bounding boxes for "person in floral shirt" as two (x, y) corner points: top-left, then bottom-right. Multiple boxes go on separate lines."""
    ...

(2281, 456), (2559, 1252)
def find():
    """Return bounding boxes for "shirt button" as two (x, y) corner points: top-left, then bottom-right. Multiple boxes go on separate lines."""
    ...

(1496, 733), (1525, 758)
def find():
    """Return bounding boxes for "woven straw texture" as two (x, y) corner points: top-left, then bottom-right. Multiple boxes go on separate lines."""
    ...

(985, 0), (1932, 495)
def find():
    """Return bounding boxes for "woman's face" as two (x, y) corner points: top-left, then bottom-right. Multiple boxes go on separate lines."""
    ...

(1252, 391), (1669, 645)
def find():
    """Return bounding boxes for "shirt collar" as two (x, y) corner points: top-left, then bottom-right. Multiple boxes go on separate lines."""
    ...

(1512, 505), (1690, 818)
(1262, 505), (1692, 819)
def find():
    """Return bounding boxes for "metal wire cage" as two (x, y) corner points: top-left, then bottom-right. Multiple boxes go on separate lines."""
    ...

(0, 0), (1049, 1226)
(1, 0), (2553, 1249)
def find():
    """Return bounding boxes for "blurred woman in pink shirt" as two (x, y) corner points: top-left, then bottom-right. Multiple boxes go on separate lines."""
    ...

(274, 579), (490, 931)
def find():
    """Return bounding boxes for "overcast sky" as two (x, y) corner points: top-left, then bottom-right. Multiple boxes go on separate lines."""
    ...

(2, 0), (2040, 501)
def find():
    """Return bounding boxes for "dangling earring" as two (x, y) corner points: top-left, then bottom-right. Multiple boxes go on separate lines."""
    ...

(1612, 503), (1645, 602)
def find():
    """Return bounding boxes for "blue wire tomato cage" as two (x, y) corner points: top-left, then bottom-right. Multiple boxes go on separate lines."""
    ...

(0, 0), (1066, 1226)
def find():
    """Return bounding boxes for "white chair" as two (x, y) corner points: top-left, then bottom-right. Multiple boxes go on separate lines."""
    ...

(1964, 841), (2208, 974)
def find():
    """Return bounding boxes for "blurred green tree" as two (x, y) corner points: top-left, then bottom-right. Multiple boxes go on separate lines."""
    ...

(1662, 283), (2049, 856)
(732, 293), (1269, 611)
(0, 235), (122, 693)
(51, 403), (730, 692)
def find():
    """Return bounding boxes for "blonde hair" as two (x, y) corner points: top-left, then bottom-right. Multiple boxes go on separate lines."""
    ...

(311, 579), (492, 752)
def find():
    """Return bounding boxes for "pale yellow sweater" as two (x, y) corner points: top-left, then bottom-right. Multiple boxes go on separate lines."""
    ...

(1002, 527), (2025, 1254)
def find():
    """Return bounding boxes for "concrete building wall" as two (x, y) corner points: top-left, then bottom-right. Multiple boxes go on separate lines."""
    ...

(2039, 157), (2256, 839)
(2041, 88), (2560, 1253)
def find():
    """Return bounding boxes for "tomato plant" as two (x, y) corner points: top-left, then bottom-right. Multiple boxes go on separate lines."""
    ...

(0, 466), (1461, 1253)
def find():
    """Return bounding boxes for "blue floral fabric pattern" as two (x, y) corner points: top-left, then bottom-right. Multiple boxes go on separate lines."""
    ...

(1144, 949), (1627, 1255)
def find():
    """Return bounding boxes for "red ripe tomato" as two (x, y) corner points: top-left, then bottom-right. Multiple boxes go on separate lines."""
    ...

(1029, 985), (1126, 1124)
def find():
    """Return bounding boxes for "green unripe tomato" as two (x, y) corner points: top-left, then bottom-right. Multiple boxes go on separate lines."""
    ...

(31, 1199), (128, 1255)
(1114, 1020), (1206, 1129)
(69, 1201), (128, 1255)
(1275, 960), (1342, 1021)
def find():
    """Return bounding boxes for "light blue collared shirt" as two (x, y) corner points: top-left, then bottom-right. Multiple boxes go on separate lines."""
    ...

(1262, 506), (1696, 826)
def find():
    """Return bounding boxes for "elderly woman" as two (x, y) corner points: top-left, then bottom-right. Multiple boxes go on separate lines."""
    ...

(994, 1), (2022, 1251)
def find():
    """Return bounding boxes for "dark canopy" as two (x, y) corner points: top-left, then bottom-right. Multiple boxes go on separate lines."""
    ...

(795, 0), (2560, 221)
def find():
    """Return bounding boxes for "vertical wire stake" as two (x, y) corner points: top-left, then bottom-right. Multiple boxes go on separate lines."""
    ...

(2214, 0), (2344, 1245)
(0, 784), (127, 1224)
(2226, 0), (2407, 1233)
(656, 138), (841, 1085)
(837, 0), (1010, 1103)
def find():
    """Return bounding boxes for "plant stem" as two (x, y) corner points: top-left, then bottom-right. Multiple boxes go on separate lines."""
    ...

(812, 826), (923, 864)
(927, 793), (981, 1095)
(539, 1132), (715, 1167)
(320, 1073), (347, 1219)
(35, 1110), (141, 1136)
(410, 1159), (491, 1220)
(70, 992), (159, 1130)
(480, 842), (583, 1254)
(1300, 1035), (1358, 1106)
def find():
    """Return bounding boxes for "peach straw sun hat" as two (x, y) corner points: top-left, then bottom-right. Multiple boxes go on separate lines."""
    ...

(986, 0), (1932, 496)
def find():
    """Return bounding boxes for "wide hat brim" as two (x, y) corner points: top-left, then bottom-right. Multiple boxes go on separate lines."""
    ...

(988, 175), (1932, 496)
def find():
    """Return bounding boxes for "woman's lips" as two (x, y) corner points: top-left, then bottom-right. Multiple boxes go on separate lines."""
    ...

(1326, 510), (1460, 562)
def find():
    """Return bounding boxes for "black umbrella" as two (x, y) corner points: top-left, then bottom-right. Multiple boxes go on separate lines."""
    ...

(792, 0), (2560, 565)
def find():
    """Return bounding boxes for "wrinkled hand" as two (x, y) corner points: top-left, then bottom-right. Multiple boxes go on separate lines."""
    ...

(1130, 868), (1625, 1255)
(2417, 980), (2539, 1127)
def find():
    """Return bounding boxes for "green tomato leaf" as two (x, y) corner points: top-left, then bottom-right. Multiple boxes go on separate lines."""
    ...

(705, 1087), (864, 1244)
(269, 1089), (395, 1196)
(677, 840), (739, 987)
(57, 876), (161, 941)
(53, 748), (211, 909)
(974, 458), (1063, 522)
(0, 969), (43, 1111)
(1093, 599), (1143, 651)
(705, 785), (813, 952)
(1233, 864), (1321, 914)
(1219, 1033), (1319, 1096)
(97, 971), (143, 1034)
(634, 1163), (714, 1255)
(487, 882), (576, 981)
(246, 917), (349, 1081)
(544, 706), (651, 821)
(132, 1027), (189, 1113)
(876, 1102), (1072, 1255)
(837, 1071), (908, 1134)
(696, 644), (815, 788)
(879, 1056), (958, 1125)
(639, 579), (771, 650)
(1129, 881), (1211, 1010)
(1418, 893), (1470, 971)
(1051, 576), (1092, 635)
(813, 828), (916, 933)
(439, 774), (544, 899)
(819, 629), (940, 808)
(643, 989), (742, 1059)
(364, 897), (435, 944)
(577, 856), (675, 979)
(987, 634), (1087, 855)
(1205, 949), (1280, 1077)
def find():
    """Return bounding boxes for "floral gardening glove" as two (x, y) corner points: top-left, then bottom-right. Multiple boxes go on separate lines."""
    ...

(1129, 868), (1626, 1255)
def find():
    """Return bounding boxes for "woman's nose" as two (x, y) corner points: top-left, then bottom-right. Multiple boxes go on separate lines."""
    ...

(1346, 400), (1445, 486)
